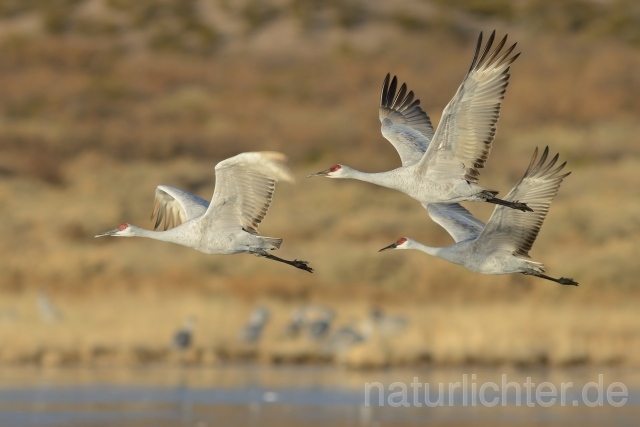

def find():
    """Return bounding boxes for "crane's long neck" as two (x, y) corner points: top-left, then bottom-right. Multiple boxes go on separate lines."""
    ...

(341, 167), (403, 191)
(127, 225), (187, 245)
(406, 239), (457, 263)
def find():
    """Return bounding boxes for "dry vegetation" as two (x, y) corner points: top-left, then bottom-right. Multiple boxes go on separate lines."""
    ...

(0, 0), (639, 368)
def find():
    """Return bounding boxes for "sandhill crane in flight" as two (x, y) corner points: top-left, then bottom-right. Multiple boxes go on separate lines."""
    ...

(309, 31), (530, 212)
(379, 147), (578, 286)
(95, 152), (313, 273)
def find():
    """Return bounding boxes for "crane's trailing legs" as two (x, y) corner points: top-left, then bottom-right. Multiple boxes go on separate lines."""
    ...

(258, 252), (313, 273)
(525, 272), (578, 286)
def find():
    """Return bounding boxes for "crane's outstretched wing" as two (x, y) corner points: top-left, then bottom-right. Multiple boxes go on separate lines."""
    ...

(425, 202), (485, 243)
(420, 31), (519, 183)
(151, 185), (209, 231)
(204, 151), (294, 234)
(379, 74), (434, 166)
(477, 147), (570, 257)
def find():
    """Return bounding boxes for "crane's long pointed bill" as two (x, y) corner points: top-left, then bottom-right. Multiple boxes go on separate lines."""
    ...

(379, 242), (398, 252)
(307, 169), (330, 178)
(94, 228), (118, 238)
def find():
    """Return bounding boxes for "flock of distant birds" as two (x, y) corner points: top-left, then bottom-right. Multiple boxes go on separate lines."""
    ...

(32, 289), (402, 355)
(171, 305), (407, 355)
(32, 289), (394, 355)
(94, 30), (578, 334)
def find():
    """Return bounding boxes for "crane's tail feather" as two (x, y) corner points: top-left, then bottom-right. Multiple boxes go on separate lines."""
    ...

(261, 236), (283, 250)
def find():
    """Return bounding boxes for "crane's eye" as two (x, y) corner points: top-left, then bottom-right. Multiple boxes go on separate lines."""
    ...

(330, 165), (341, 172)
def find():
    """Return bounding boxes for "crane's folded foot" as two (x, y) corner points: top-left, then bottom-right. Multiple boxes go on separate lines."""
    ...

(292, 259), (314, 273)
(510, 200), (534, 212)
(527, 271), (578, 286)
(486, 196), (533, 212)
(558, 277), (579, 286)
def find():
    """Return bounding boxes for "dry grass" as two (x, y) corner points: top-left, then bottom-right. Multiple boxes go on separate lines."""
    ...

(0, 0), (639, 366)
(2, 289), (639, 368)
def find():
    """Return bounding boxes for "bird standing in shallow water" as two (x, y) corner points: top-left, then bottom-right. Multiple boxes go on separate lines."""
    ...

(309, 31), (531, 213)
(379, 147), (578, 286)
(240, 307), (270, 343)
(95, 152), (313, 273)
(173, 316), (196, 351)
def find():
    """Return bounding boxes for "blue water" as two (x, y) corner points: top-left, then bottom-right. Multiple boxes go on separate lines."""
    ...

(0, 365), (637, 427)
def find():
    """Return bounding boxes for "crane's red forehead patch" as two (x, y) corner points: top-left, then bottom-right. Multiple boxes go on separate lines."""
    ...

(397, 237), (407, 245)
(118, 223), (128, 231)
(330, 165), (341, 172)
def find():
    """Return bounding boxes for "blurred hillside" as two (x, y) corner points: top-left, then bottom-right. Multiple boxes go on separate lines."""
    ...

(0, 0), (639, 366)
